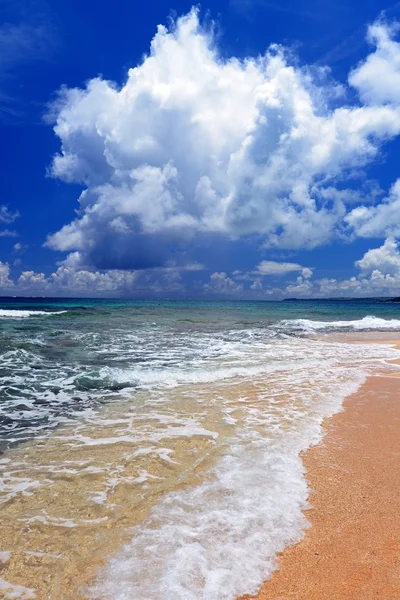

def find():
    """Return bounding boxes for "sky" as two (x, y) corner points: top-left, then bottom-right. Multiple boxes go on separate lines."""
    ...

(2, 0), (400, 298)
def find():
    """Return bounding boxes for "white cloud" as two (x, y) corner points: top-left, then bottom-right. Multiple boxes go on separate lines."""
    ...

(318, 180), (383, 205)
(355, 237), (400, 274)
(315, 270), (400, 297)
(17, 270), (48, 289)
(300, 267), (313, 279)
(0, 205), (19, 238)
(345, 179), (400, 238)
(0, 263), (147, 296)
(349, 21), (400, 105)
(12, 242), (27, 253)
(1, 238), (400, 298)
(0, 263), (196, 297)
(0, 262), (13, 288)
(45, 10), (400, 270)
(203, 272), (243, 295)
(0, 205), (19, 224)
(284, 276), (314, 297)
(0, 229), (17, 237)
(13, 266), (138, 295)
(279, 238), (400, 298)
(255, 260), (312, 277)
(250, 278), (263, 291)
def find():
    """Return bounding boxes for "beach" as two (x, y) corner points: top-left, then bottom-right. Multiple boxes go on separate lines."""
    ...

(3, 0), (400, 595)
(1, 302), (400, 599)
(243, 367), (400, 600)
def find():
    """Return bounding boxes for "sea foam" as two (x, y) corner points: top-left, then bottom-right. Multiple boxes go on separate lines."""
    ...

(88, 340), (400, 600)
(0, 309), (67, 318)
(280, 315), (400, 333)
(88, 378), (358, 600)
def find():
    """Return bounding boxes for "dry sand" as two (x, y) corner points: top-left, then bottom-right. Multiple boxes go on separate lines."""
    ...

(241, 372), (400, 600)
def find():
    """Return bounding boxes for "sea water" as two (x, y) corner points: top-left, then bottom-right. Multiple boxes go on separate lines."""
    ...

(0, 298), (399, 599)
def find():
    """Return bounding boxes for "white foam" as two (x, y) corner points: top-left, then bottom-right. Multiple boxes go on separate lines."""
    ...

(88, 380), (351, 599)
(67, 420), (218, 448)
(0, 309), (67, 318)
(0, 474), (41, 505)
(0, 551), (11, 564)
(281, 315), (400, 333)
(0, 578), (36, 599)
(23, 551), (62, 560)
(21, 510), (108, 528)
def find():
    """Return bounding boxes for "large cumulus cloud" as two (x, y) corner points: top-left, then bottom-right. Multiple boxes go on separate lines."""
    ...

(45, 10), (400, 269)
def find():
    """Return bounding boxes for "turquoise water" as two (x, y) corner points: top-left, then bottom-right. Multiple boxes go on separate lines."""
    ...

(2, 296), (400, 321)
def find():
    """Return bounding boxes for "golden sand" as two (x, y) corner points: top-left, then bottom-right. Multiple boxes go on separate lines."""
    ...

(242, 372), (400, 600)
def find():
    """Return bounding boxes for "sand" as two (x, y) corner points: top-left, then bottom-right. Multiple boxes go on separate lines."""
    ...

(241, 372), (400, 600)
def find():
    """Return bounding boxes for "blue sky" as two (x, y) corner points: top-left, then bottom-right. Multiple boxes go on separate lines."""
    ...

(1, 0), (400, 297)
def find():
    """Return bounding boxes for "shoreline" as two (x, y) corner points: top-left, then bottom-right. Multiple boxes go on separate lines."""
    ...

(0, 335), (399, 598)
(241, 371), (400, 600)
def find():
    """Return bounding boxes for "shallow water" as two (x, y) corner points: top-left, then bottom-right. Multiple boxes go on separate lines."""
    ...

(0, 299), (400, 599)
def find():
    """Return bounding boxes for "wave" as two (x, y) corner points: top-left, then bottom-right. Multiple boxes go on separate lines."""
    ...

(0, 309), (67, 319)
(86, 354), (385, 600)
(86, 341), (400, 599)
(279, 315), (400, 333)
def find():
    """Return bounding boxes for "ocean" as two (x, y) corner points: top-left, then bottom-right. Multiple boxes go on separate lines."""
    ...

(0, 297), (400, 599)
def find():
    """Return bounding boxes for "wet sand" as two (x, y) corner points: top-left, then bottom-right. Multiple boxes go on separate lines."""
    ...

(0, 384), (228, 599)
(242, 372), (400, 600)
(0, 376), (302, 599)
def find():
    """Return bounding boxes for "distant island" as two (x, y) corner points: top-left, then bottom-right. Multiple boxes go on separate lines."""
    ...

(283, 297), (400, 302)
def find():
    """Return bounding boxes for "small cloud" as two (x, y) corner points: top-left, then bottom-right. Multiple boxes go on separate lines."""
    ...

(204, 272), (243, 295)
(0, 229), (17, 237)
(178, 262), (206, 272)
(301, 267), (313, 279)
(162, 260), (206, 272)
(13, 242), (27, 253)
(255, 260), (313, 276)
(250, 278), (263, 291)
(0, 205), (19, 224)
